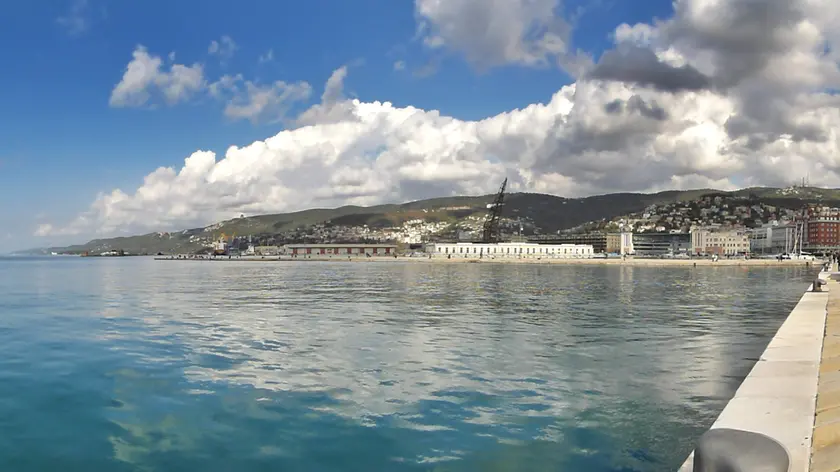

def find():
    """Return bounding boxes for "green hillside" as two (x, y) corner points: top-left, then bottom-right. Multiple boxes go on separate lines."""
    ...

(26, 186), (840, 256)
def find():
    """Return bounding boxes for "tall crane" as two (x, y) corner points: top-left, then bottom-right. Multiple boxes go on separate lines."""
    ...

(481, 178), (507, 243)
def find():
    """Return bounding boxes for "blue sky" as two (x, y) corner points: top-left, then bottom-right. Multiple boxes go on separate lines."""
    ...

(0, 0), (679, 250)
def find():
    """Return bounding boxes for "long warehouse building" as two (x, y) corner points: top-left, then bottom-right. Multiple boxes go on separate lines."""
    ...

(285, 244), (398, 256)
(428, 242), (594, 258)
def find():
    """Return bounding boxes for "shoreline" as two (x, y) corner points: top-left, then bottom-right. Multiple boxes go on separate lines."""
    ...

(153, 255), (820, 267)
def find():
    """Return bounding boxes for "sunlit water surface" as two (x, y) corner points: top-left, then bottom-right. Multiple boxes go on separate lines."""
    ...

(0, 257), (816, 471)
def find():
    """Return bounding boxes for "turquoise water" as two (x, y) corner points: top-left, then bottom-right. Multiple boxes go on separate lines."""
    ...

(0, 257), (816, 471)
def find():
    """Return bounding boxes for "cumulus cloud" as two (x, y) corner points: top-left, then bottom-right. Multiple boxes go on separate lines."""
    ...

(589, 45), (711, 92)
(209, 74), (312, 124)
(39, 0), (840, 238)
(109, 46), (205, 108)
(414, 0), (573, 70)
(110, 45), (307, 123)
(295, 66), (355, 126)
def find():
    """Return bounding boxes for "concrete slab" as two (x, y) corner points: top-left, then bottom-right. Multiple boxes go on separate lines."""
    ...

(736, 375), (821, 398)
(763, 344), (826, 362)
(748, 360), (819, 378)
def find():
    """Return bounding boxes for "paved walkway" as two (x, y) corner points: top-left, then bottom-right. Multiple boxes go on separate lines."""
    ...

(811, 266), (840, 472)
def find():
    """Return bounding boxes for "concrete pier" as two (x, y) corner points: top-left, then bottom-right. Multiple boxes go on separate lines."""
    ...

(678, 268), (830, 472)
(811, 274), (840, 471)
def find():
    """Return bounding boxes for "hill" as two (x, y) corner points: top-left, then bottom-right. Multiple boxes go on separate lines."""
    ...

(25, 185), (840, 255)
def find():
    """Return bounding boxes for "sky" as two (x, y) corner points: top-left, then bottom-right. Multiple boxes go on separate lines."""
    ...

(3, 0), (840, 250)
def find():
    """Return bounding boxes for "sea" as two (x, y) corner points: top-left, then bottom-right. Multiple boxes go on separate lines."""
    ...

(0, 256), (817, 471)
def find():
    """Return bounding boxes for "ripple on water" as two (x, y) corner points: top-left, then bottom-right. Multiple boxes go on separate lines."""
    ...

(0, 258), (816, 471)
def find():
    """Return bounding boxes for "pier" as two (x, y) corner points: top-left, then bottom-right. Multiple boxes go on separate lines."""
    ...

(678, 263), (836, 471)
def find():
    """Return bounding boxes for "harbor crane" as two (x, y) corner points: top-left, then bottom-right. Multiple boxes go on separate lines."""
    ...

(480, 178), (507, 243)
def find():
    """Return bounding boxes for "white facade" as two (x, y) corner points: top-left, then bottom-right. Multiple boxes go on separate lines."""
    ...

(429, 242), (594, 258)
(691, 228), (709, 254)
(620, 232), (634, 255)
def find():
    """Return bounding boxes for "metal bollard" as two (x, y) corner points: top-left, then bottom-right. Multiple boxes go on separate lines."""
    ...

(693, 428), (789, 472)
(814, 278), (828, 292)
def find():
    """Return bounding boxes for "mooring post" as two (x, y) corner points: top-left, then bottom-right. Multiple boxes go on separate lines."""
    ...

(692, 428), (789, 472)
(814, 277), (827, 292)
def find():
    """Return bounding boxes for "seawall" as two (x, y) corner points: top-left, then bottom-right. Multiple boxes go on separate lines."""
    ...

(677, 268), (830, 471)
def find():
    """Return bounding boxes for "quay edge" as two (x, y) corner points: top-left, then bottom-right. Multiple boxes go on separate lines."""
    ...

(677, 264), (831, 472)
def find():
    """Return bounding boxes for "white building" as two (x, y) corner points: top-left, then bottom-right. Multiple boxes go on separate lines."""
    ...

(428, 242), (594, 258)
(620, 232), (634, 255)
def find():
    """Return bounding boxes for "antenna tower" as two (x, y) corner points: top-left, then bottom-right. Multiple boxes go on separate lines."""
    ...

(481, 178), (507, 243)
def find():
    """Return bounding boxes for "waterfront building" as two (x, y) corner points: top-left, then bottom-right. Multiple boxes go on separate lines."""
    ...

(284, 243), (398, 256)
(748, 224), (796, 255)
(748, 227), (769, 254)
(606, 233), (621, 253)
(770, 224), (796, 253)
(631, 232), (691, 256)
(255, 245), (281, 256)
(428, 242), (594, 258)
(691, 228), (709, 255)
(529, 233), (607, 253)
(806, 205), (840, 252)
(620, 232), (634, 255)
(691, 228), (749, 256)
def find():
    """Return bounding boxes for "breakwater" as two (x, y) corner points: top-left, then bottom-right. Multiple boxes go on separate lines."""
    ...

(677, 269), (829, 471)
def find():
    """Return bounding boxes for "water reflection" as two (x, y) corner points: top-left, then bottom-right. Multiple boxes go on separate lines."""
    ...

(0, 258), (815, 471)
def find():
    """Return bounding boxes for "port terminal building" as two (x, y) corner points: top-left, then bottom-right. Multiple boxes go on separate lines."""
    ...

(428, 242), (594, 258)
(285, 244), (398, 256)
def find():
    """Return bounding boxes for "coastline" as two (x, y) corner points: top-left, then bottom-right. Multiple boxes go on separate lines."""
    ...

(153, 255), (819, 267)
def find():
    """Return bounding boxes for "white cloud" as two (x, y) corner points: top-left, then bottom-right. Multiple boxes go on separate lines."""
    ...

(109, 46), (309, 123)
(295, 66), (355, 126)
(208, 35), (237, 61)
(210, 74), (313, 124)
(414, 0), (574, 70)
(393, 60), (406, 71)
(109, 46), (205, 108)
(57, 0), (91, 36)
(39, 0), (840, 239)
